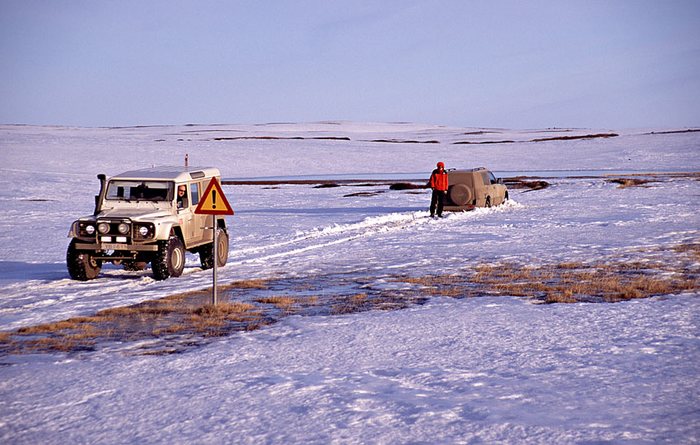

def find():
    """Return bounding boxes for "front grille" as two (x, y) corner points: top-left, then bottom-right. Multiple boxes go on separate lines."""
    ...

(97, 219), (132, 243)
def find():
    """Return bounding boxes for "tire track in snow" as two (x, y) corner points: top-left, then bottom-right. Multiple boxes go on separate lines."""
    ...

(231, 200), (523, 264)
(231, 211), (427, 263)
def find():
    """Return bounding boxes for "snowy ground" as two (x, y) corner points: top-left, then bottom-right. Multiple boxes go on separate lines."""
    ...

(0, 123), (699, 443)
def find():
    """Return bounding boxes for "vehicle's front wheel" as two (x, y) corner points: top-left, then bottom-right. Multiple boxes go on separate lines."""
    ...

(199, 228), (229, 270)
(152, 236), (185, 280)
(66, 239), (102, 281)
(485, 196), (492, 208)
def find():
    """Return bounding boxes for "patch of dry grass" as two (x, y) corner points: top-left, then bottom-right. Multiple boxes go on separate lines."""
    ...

(503, 178), (550, 191)
(193, 302), (255, 316)
(673, 243), (700, 262)
(332, 293), (371, 314)
(254, 296), (297, 312)
(187, 302), (260, 335)
(606, 178), (656, 188)
(2, 298), (263, 354)
(396, 257), (698, 304)
(17, 320), (81, 335)
(23, 336), (96, 353)
(4, 242), (697, 356)
(225, 279), (270, 290)
(400, 275), (465, 286)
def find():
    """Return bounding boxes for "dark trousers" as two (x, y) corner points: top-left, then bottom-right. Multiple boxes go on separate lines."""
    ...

(430, 190), (446, 216)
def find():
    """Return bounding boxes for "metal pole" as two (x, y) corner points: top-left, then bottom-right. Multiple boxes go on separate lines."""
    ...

(212, 214), (218, 305)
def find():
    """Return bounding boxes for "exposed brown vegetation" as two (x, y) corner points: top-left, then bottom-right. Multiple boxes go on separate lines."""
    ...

(186, 302), (259, 335)
(0, 296), (263, 355)
(530, 133), (619, 142)
(212, 136), (350, 141)
(2, 243), (696, 357)
(368, 139), (440, 144)
(224, 279), (270, 290)
(646, 129), (700, 135)
(255, 296), (297, 312)
(503, 178), (550, 191)
(343, 191), (384, 198)
(606, 178), (656, 188)
(332, 293), (371, 314)
(453, 140), (515, 145)
(395, 260), (697, 304)
(389, 183), (425, 190)
(673, 243), (700, 263)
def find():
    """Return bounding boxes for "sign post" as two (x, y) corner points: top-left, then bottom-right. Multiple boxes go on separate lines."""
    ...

(194, 178), (234, 305)
(212, 214), (218, 304)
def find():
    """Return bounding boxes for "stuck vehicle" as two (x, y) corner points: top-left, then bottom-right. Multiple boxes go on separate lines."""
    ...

(67, 166), (231, 281)
(443, 167), (508, 211)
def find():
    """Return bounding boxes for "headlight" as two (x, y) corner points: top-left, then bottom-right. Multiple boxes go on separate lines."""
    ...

(134, 223), (155, 240)
(85, 225), (95, 235)
(97, 222), (110, 234)
(118, 223), (130, 235)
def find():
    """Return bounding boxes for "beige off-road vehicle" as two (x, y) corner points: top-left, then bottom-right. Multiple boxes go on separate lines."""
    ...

(443, 167), (509, 211)
(67, 166), (230, 281)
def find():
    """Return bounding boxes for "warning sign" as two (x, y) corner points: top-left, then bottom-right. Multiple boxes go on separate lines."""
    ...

(194, 178), (234, 215)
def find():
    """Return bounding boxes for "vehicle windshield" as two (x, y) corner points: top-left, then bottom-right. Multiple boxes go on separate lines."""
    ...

(105, 180), (174, 202)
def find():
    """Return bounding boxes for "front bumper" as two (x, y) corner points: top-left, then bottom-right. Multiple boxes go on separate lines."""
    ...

(73, 242), (159, 252)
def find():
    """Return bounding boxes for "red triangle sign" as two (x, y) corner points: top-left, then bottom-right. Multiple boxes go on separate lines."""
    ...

(194, 178), (234, 215)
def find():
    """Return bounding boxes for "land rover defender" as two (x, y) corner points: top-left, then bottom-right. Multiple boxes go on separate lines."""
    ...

(443, 167), (508, 211)
(67, 166), (231, 281)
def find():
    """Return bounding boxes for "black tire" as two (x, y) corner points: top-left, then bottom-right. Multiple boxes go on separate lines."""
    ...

(152, 236), (185, 280)
(504, 191), (509, 201)
(123, 261), (147, 271)
(66, 239), (102, 281)
(199, 229), (229, 270)
(485, 196), (492, 208)
(449, 184), (472, 206)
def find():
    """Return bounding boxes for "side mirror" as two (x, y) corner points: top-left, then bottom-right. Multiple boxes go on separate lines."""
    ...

(497, 178), (503, 184)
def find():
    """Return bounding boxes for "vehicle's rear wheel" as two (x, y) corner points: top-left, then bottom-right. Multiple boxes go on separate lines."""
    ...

(199, 229), (229, 270)
(152, 236), (185, 280)
(66, 239), (102, 281)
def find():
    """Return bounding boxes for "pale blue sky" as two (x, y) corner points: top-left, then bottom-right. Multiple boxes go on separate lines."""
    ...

(1, 0), (699, 128)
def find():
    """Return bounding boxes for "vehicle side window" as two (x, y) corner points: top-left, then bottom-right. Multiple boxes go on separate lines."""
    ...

(177, 184), (188, 209)
(482, 172), (490, 186)
(488, 172), (497, 184)
(191, 182), (200, 206)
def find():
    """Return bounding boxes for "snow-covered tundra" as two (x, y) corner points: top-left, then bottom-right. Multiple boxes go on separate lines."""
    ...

(0, 123), (698, 444)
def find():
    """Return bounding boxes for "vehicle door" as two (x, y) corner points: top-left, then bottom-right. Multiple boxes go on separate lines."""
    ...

(176, 183), (196, 247)
(482, 171), (501, 205)
(191, 180), (212, 245)
(477, 171), (491, 206)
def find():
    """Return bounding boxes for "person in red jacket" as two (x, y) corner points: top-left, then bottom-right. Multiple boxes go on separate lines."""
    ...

(428, 161), (449, 217)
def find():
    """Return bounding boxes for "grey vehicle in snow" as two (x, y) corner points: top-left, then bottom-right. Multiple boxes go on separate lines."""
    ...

(443, 167), (509, 211)
(67, 166), (230, 281)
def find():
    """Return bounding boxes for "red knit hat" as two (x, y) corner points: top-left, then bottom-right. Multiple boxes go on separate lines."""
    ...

(437, 161), (445, 168)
